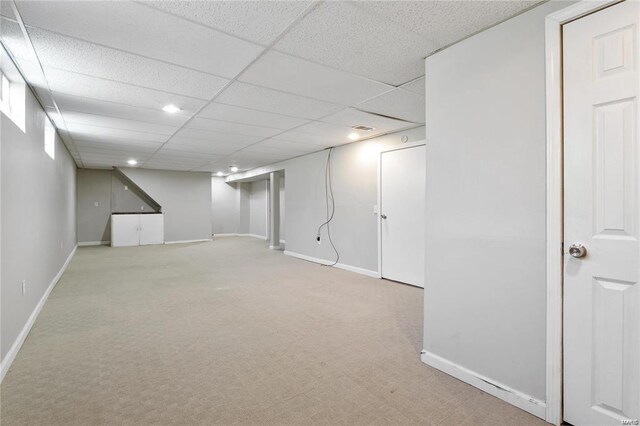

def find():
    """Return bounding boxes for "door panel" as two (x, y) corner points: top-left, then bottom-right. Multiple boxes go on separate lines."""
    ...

(111, 214), (140, 247)
(139, 214), (164, 245)
(380, 145), (425, 287)
(563, 2), (640, 424)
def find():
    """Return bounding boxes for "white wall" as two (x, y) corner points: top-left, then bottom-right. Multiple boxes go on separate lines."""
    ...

(423, 0), (572, 405)
(249, 180), (268, 238)
(1, 59), (77, 367)
(76, 169), (158, 244)
(118, 168), (212, 242)
(228, 126), (425, 272)
(211, 177), (239, 235)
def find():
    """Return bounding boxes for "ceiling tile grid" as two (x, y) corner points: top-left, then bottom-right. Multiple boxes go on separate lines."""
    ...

(14, 0), (263, 77)
(2, 0), (540, 172)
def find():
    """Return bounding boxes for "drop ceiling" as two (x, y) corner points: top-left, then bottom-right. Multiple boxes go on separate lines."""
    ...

(0, 0), (539, 174)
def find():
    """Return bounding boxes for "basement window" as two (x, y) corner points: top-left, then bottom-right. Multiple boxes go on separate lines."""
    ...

(0, 71), (10, 116)
(44, 116), (55, 159)
(0, 68), (26, 132)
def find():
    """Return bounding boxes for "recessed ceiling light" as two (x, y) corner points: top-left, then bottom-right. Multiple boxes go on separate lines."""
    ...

(127, 159), (138, 165)
(348, 132), (360, 141)
(216, 171), (224, 176)
(162, 104), (181, 113)
(229, 166), (239, 173)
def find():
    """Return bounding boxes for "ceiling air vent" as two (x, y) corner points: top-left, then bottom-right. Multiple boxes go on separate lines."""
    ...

(352, 125), (375, 132)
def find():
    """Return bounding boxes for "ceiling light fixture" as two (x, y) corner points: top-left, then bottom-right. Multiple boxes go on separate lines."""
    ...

(229, 166), (239, 173)
(127, 159), (138, 166)
(348, 132), (360, 141)
(216, 171), (224, 176)
(162, 104), (181, 113)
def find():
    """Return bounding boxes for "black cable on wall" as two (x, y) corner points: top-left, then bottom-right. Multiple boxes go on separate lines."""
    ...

(316, 147), (339, 266)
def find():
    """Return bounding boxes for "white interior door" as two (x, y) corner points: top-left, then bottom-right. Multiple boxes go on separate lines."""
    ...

(111, 214), (140, 247)
(380, 144), (425, 287)
(563, 2), (640, 424)
(139, 214), (164, 245)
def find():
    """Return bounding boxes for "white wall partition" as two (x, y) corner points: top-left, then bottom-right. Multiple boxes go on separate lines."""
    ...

(421, 0), (573, 418)
(249, 180), (268, 239)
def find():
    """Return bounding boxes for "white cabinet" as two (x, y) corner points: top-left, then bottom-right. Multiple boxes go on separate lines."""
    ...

(111, 213), (164, 247)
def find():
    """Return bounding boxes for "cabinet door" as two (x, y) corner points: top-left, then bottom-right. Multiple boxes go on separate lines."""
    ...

(111, 214), (140, 247)
(139, 214), (164, 245)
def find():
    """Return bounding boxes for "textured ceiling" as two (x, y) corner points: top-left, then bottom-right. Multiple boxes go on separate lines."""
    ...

(0, 0), (539, 174)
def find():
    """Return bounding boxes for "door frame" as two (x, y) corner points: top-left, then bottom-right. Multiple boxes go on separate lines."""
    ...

(377, 140), (426, 280)
(544, 1), (623, 424)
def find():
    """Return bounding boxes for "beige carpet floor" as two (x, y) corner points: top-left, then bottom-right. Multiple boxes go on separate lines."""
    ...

(1, 237), (546, 425)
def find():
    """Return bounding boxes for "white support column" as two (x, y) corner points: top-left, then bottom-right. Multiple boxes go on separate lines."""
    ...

(269, 172), (281, 250)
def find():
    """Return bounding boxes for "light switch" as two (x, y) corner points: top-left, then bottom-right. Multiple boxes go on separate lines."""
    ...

(373, 205), (379, 214)
(124, 185), (128, 190)
(94, 201), (99, 207)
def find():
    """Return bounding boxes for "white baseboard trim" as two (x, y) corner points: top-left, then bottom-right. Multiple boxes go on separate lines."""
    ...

(280, 239), (286, 244)
(78, 241), (109, 247)
(420, 350), (546, 419)
(0, 244), (77, 383)
(247, 234), (267, 240)
(164, 239), (212, 245)
(283, 250), (380, 278)
(213, 233), (239, 237)
(269, 245), (281, 250)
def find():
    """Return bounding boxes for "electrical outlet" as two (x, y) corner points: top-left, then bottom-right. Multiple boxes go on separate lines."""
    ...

(316, 235), (321, 245)
(140, 206), (144, 211)
(60, 241), (63, 249)
(21, 280), (26, 296)
(94, 201), (99, 207)
(124, 185), (128, 191)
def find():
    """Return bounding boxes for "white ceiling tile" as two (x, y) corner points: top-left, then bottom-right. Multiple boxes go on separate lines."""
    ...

(171, 127), (263, 146)
(62, 111), (178, 136)
(321, 108), (416, 133)
(400, 77), (425, 96)
(239, 142), (318, 160)
(188, 117), (281, 138)
(357, 88), (425, 124)
(66, 122), (168, 144)
(274, 1), (438, 85)
(152, 148), (219, 161)
(198, 102), (309, 130)
(15, 0), (263, 78)
(26, 27), (229, 99)
(74, 146), (156, 160)
(276, 121), (356, 146)
(357, 1), (540, 48)
(258, 138), (325, 154)
(140, 1), (313, 45)
(81, 164), (115, 170)
(141, 163), (195, 171)
(145, 157), (211, 167)
(1, 1), (15, 18)
(74, 137), (162, 152)
(229, 150), (290, 164)
(0, 17), (52, 91)
(239, 51), (393, 105)
(216, 82), (343, 120)
(53, 93), (191, 127)
(43, 67), (206, 113)
(166, 138), (249, 155)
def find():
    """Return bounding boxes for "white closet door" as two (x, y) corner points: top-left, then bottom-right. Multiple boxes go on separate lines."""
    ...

(139, 214), (164, 245)
(563, 2), (640, 424)
(111, 214), (140, 247)
(380, 144), (426, 287)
